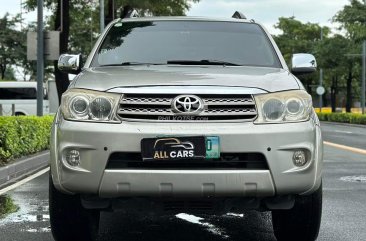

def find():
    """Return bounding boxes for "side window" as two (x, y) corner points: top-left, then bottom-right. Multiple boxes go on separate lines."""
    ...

(0, 88), (37, 100)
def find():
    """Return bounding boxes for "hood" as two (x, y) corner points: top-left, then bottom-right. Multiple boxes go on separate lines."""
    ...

(72, 65), (300, 93)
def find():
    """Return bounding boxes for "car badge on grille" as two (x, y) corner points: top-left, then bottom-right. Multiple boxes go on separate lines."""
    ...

(171, 95), (204, 115)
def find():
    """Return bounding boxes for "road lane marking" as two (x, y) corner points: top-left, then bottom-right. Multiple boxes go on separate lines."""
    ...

(334, 130), (353, 134)
(176, 213), (229, 238)
(324, 141), (366, 155)
(323, 160), (338, 163)
(0, 167), (49, 195)
(340, 175), (366, 183)
(23, 227), (51, 233)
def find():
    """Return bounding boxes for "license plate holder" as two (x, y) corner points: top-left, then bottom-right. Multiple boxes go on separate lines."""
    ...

(141, 136), (220, 161)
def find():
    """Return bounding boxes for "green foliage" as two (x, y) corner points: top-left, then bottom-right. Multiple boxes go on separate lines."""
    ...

(333, 0), (366, 43)
(4, 66), (16, 80)
(313, 33), (360, 105)
(314, 34), (350, 70)
(273, 17), (330, 90)
(317, 112), (366, 125)
(273, 17), (330, 63)
(116, 0), (200, 16)
(273, 13), (363, 110)
(24, 0), (200, 56)
(0, 13), (26, 80)
(330, 0), (365, 111)
(0, 116), (54, 165)
(0, 195), (19, 218)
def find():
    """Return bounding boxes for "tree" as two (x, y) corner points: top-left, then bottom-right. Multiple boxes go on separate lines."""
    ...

(334, 0), (366, 44)
(3, 66), (16, 80)
(0, 13), (26, 80)
(24, 0), (200, 102)
(273, 17), (330, 62)
(333, 0), (366, 112)
(314, 35), (352, 111)
(273, 15), (364, 112)
(273, 17), (330, 94)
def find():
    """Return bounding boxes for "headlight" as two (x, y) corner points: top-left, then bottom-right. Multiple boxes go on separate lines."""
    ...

(90, 97), (112, 120)
(61, 89), (121, 123)
(254, 90), (312, 123)
(70, 96), (89, 118)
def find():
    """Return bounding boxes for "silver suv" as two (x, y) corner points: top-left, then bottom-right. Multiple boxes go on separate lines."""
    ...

(50, 13), (323, 241)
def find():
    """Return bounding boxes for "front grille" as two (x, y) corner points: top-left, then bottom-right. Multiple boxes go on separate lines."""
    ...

(117, 94), (257, 122)
(106, 152), (268, 170)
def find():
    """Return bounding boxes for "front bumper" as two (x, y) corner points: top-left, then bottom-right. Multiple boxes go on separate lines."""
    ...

(50, 116), (323, 198)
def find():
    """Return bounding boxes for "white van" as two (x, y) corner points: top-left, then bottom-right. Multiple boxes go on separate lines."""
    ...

(0, 81), (49, 116)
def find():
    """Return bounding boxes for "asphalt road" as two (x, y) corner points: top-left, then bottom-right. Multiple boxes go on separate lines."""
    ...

(0, 122), (366, 241)
(321, 122), (366, 149)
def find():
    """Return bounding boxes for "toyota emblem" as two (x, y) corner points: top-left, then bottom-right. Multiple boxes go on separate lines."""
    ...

(172, 95), (204, 115)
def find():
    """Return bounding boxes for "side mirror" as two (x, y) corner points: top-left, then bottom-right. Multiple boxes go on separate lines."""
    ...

(58, 54), (82, 74)
(291, 53), (317, 75)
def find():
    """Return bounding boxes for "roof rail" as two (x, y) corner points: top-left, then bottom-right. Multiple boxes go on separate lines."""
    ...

(121, 5), (139, 18)
(232, 11), (246, 20)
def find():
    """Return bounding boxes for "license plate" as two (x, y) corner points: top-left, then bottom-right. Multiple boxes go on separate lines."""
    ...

(141, 136), (220, 161)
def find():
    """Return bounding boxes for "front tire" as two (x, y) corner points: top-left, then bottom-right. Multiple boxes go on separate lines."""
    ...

(49, 175), (100, 241)
(272, 183), (322, 241)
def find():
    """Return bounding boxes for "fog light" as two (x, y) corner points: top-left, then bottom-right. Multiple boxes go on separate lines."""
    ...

(65, 150), (80, 166)
(293, 150), (307, 166)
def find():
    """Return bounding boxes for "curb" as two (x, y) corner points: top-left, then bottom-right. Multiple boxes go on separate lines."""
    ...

(320, 121), (366, 128)
(0, 151), (49, 190)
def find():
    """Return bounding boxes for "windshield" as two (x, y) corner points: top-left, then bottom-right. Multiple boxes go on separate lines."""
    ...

(92, 20), (281, 68)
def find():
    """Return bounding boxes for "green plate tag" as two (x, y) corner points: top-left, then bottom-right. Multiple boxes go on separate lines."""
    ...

(205, 136), (220, 159)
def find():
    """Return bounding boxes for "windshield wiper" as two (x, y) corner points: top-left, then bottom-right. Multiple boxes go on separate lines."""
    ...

(100, 62), (164, 66)
(167, 59), (241, 66)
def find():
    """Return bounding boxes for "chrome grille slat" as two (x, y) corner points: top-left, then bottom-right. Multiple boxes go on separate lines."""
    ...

(118, 108), (173, 116)
(121, 97), (172, 105)
(117, 94), (257, 122)
(204, 109), (257, 116)
(118, 108), (256, 116)
(203, 98), (255, 106)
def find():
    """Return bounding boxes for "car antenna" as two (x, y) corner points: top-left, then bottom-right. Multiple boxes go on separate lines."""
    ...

(232, 11), (246, 19)
(121, 5), (139, 18)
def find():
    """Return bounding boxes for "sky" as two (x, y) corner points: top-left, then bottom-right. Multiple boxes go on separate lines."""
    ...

(0, 0), (38, 28)
(0, 0), (351, 34)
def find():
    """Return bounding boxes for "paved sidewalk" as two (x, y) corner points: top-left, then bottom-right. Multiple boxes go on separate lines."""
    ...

(0, 151), (49, 189)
